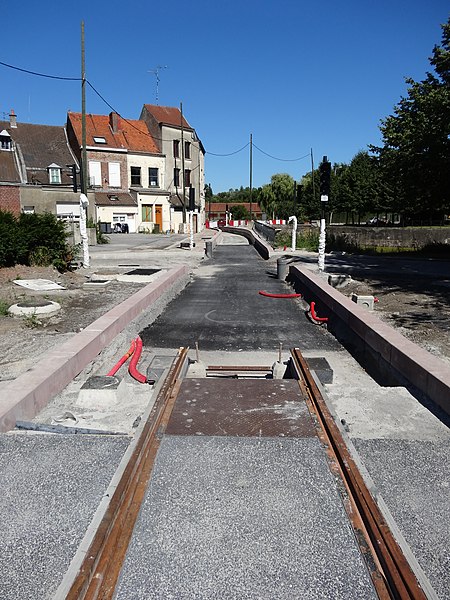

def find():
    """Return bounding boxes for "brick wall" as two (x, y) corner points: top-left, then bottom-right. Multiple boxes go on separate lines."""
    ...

(0, 185), (21, 215)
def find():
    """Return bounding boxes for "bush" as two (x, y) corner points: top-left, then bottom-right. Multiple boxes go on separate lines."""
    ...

(0, 210), (77, 271)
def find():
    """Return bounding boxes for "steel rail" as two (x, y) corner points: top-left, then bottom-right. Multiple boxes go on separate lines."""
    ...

(290, 348), (427, 600)
(64, 347), (189, 600)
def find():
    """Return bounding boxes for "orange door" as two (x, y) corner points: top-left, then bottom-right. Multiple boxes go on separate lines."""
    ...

(155, 205), (163, 230)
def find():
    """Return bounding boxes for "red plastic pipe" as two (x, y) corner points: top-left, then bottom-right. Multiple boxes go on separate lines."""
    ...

(310, 301), (329, 323)
(259, 291), (302, 298)
(128, 336), (148, 384)
(106, 339), (136, 377)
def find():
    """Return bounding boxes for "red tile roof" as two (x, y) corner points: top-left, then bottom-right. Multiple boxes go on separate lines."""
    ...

(143, 105), (192, 130)
(68, 112), (160, 154)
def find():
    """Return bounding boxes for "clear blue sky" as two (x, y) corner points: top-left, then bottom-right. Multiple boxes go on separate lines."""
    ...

(1, 0), (448, 193)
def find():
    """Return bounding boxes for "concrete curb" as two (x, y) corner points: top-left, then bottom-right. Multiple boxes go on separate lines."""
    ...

(0, 265), (188, 433)
(223, 226), (273, 259)
(290, 264), (450, 415)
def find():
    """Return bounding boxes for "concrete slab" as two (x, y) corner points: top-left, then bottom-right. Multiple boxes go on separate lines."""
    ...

(0, 432), (130, 600)
(353, 439), (450, 600)
(116, 436), (377, 599)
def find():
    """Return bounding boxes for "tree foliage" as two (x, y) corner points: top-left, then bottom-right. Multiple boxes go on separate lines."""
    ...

(0, 210), (76, 270)
(371, 18), (450, 217)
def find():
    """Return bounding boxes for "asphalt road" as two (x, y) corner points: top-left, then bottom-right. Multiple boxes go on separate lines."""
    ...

(141, 243), (342, 352)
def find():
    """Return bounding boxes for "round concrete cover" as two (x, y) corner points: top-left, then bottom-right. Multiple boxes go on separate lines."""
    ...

(8, 300), (61, 318)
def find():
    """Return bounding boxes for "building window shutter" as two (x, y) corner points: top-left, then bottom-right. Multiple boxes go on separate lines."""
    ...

(88, 161), (101, 186)
(109, 162), (121, 187)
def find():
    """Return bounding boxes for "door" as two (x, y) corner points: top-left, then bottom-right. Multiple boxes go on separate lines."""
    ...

(155, 205), (163, 232)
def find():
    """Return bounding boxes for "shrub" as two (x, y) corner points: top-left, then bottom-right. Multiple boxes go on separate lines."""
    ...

(0, 210), (77, 271)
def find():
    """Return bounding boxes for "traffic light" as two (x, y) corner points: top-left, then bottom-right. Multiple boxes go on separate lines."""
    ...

(67, 164), (78, 193)
(319, 156), (331, 199)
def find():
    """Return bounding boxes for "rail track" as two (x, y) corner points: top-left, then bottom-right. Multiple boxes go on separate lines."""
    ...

(56, 347), (428, 599)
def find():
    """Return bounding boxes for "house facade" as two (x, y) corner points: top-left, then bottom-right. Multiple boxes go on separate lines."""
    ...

(0, 106), (206, 235)
(140, 104), (205, 233)
(0, 110), (84, 220)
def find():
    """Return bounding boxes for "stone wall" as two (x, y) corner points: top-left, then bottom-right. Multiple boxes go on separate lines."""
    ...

(327, 226), (450, 249)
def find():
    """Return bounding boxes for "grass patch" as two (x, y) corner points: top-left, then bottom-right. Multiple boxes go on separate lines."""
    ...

(0, 299), (10, 316)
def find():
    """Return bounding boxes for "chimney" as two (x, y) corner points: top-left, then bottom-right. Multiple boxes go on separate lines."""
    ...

(9, 109), (17, 128)
(109, 112), (120, 133)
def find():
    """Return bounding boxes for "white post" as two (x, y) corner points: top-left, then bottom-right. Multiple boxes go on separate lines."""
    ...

(189, 210), (194, 250)
(288, 215), (297, 252)
(318, 217), (326, 271)
(79, 193), (90, 268)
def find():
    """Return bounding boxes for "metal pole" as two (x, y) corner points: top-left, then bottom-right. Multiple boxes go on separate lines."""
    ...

(80, 21), (89, 268)
(81, 22), (87, 196)
(180, 102), (186, 225)
(310, 148), (315, 204)
(249, 133), (253, 222)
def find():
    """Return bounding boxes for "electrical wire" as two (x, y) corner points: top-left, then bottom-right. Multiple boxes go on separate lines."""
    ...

(253, 143), (310, 162)
(206, 143), (250, 157)
(0, 59), (309, 164)
(0, 60), (81, 81)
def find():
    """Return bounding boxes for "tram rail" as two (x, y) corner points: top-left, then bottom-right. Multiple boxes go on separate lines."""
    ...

(57, 347), (429, 599)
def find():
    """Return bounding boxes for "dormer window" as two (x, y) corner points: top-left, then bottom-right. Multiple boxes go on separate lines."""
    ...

(93, 136), (107, 144)
(0, 130), (12, 150)
(48, 163), (62, 184)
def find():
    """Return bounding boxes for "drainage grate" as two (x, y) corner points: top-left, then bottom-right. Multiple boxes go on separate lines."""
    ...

(124, 268), (161, 276)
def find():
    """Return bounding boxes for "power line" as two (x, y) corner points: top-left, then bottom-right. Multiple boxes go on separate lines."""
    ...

(253, 143), (310, 162)
(206, 143), (250, 157)
(0, 60), (81, 81)
(0, 59), (310, 164)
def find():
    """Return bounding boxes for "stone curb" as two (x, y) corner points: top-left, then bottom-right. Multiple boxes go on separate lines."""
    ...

(0, 265), (188, 433)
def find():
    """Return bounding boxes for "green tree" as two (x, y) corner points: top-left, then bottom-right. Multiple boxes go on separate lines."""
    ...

(260, 173), (297, 219)
(230, 204), (250, 220)
(372, 18), (450, 218)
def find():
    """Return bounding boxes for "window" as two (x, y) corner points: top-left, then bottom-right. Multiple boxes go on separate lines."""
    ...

(149, 167), (159, 187)
(185, 141), (191, 159)
(173, 140), (180, 158)
(173, 168), (180, 187)
(0, 130), (11, 150)
(23, 206), (35, 214)
(142, 204), (152, 222)
(184, 169), (191, 187)
(48, 164), (62, 184)
(89, 161), (101, 187)
(131, 166), (141, 186)
(93, 136), (106, 144)
(108, 162), (121, 187)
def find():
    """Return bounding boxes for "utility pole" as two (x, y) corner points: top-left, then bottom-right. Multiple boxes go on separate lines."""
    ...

(310, 148), (315, 203)
(80, 21), (89, 268)
(249, 133), (253, 222)
(81, 22), (87, 196)
(180, 102), (186, 226)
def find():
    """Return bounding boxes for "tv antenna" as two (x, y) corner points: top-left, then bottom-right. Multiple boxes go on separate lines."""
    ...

(148, 65), (168, 104)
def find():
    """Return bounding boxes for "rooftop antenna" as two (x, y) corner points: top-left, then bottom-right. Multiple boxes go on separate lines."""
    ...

(148, 65), (168, 105)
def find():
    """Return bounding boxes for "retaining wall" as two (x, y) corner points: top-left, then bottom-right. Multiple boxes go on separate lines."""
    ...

(289, 264), (450, 415)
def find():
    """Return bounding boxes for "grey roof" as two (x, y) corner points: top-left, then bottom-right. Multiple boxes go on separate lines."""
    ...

(0, 120), (77, 185)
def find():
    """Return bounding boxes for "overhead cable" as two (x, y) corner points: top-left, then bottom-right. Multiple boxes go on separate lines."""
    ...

(0, 60), (81, 81)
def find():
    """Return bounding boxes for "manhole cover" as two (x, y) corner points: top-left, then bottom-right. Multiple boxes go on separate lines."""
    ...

(124, 268), (161, 276)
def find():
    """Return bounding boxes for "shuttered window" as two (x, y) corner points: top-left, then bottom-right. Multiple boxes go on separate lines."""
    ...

(108, 162), (121, 187)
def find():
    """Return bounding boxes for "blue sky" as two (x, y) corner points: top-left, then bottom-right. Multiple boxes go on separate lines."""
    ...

(1, 1), (448, 192)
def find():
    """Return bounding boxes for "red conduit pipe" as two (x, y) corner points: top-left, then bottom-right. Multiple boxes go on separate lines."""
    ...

(259, 291), (302, 298)
(106, 339), (136, 376)
(128, 336), (148, 384)
(310, 301), (329, 323)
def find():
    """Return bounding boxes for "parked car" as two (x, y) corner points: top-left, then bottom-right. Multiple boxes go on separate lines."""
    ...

(366, 217), (390, 226)
(217, 219), (226, 228)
